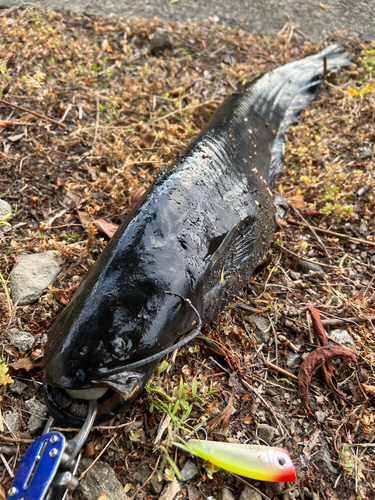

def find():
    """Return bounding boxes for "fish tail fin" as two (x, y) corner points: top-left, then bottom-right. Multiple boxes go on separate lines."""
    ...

(267, 45), (351, 185)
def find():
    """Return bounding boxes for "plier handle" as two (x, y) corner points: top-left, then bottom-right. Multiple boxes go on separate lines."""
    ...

(6, 400), (97, 500)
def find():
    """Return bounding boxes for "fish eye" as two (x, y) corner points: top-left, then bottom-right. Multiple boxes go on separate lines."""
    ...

(277, 456), (286, 467)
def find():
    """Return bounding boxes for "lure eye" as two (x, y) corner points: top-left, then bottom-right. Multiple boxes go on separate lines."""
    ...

(277, 456), (286, 467)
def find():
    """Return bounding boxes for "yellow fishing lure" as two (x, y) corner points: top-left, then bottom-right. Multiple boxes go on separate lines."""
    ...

(174, 439), (296, 482)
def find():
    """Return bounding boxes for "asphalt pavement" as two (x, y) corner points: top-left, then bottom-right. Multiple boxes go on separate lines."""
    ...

(1, 0), (374, 41)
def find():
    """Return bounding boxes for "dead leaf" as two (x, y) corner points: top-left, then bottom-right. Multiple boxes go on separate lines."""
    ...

(77, 210), (90, 227)
(288, 194), (305, 208)
(243, 417), (252, 425)
(129, 186), (147, 205)
(361, 384), (375, 397)
(101, 39), (113, 52)
(93, 218), (119, 239)
(298, 345), (358, 413)
(97, 494), (107, 500)
(208, 395), (232, 430)
(307, 305), (329, 347)
(10, 351), (43, 371)
(0, 485), (6, 500)
(77, 211), (118, 238)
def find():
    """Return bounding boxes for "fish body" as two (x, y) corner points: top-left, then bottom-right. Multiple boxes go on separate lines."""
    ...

(174, 440), (296, 482)
(43, 46), (350, 426)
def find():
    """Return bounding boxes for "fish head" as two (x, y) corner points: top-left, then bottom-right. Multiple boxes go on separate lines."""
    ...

(43, 250), (199, 427)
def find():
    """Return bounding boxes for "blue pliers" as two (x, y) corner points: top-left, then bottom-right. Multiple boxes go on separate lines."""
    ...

(6, 400), (97, 500)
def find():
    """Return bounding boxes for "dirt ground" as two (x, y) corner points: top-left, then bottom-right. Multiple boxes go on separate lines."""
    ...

(0, 6), (375, 500)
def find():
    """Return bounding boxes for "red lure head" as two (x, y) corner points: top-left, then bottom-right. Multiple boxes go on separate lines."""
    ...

(270, 448), (296, 482)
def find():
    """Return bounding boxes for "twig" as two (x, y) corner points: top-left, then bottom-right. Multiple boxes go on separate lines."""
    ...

(151, 100), (217, 123)
(288, 204), (332, 262)
(321, 315), (375, 327)
(278, 244), (338, 268)
(0, 99), (67, 129)
(348, 443), (375, 448)
(80, 434), (116, 479)
(256, 253), (282, 298)
(0, 435), (33, 444)
(0, 452), (14, 478)
(0, 6), (18, 17)
(127, 455), (161, 500)
(288, 219), (375, 247)
(234, 301), (267, 315)
(51, 416), (138, 432)
(241, 378), (285, 435)
(264, 360), (298, 381)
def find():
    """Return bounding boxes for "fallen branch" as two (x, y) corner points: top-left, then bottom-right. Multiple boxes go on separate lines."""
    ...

(0, 98), (67, 129)
(264, 360), (298, 381)
(0, 435), (33, 444)
(278, 245), (338, 268)
(288, 219), (375, 247)
(321, 315), (375, 327)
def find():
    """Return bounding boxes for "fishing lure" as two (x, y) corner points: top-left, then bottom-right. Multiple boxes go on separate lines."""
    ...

(174, 439), (296, 482)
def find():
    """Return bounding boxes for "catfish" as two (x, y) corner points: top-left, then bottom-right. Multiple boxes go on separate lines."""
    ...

(44, 46), (350, 426)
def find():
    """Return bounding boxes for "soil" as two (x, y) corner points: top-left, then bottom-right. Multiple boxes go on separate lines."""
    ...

(0, 6), (375, 500)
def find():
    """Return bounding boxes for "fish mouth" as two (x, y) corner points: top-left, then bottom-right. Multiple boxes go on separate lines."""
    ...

(43, 381), (141, 427)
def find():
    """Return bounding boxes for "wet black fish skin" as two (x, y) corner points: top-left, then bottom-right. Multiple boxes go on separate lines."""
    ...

(43, 46), (350, 426)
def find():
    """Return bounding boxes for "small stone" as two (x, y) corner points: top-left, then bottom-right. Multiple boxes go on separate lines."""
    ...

(239, 486), (262, 500)
(180, 460), (198, 481)
(73, 458), (128, 500)
(257, 423), (279, 444)
(9, 328), (35, 353)
(248, 315), (270, 343)
(25, 398), (48, 417)
(370, 254), (375, 265)
(360, 251), (368, 260)
(328, 329), (355, 347)
(357, 185), (371, 196)
(314, 441), (339, 476)
(28, 415), (46, 434)
(10, 251), (63, 305)
(40, 334), (48, 345)
(149, 28), (174, 54)
(10, 379), (27, 395)
(315, 411), (326, 423)
(286, 352), (300, 369)
(290, 271), (301, 280)
(296, 260), (324, 275)
(218, 487), (236, 500)
(0, 199), (12, 220)
(265, 481), (285, 496)
(133, 463), (163, 494)
(4, 412), (22, 431)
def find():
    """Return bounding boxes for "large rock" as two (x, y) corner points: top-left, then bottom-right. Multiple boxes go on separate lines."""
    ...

(10, 251), (62, 305)
(73, 458), (128, 500)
